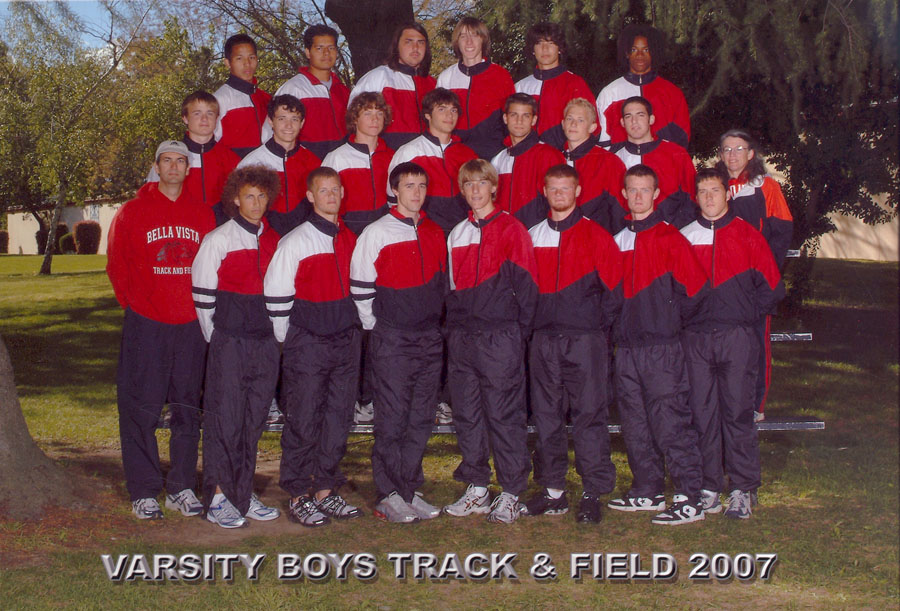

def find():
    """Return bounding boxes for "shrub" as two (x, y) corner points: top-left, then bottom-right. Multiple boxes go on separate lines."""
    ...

(58, 232), (76, 254)
(35, 228), (48, 254)
(0, 230), (8, 253)
(73, 220), (102, 254)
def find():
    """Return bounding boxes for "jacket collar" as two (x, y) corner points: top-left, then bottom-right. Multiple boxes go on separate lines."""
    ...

(226, 74), (257, 96)
(265, 138), (300, 158)
(348, 134), (389, 155)
(458, 59), (491, 77)
(393, 63), (419, 78)
(621, 139), (661, 156)
(507, 131), (540, 156)
(564, 137), (599, 162)
(182, 134), (217, 154)
(467, 206), (502, 228)
(423, 131), (460, 148)
(623, 70), (658, 86)
(626, 209), (664, 233)
(309, 211), (341, 236)
(298, 66), (338, 86)
(548, 206), (583, 232)
(532, 64), (566, 80)
(234, 214), (264, 235)
(389, 206), (427, 226)
(696, 207), (735, 229)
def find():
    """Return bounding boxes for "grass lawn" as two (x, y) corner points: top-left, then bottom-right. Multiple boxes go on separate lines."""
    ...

(0, 255), (897, 608)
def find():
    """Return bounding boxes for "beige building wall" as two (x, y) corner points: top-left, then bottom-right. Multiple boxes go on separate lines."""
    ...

(5, 202), (123, 255)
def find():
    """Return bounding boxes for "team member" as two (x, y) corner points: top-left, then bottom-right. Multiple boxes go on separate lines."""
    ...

(561, 98), (629, 234)
(490, 93), (565, 228)
(443, 159), (538, 525)
(524, 165), (622, 523)
(595, 24), (691, 149)
(106, 140), (215, 520)
(265, 25), (350, 160)
(265, 168), (363, 527)
(348, 22), (436, 150)
(515, 22), (594, 151)
(214, 34), (272, 156)
(609, 164), (707, 525)
(715, 129), (794, 420)
(680, 167), (785, 519)
(387, 88), (478, 234)
(611, 96), (695, 228)
(146, 91), (240, 225)
(192, 166), (282, 528)
(322, 92), (394, 236)
(436, 16), (515, 159)
(238, 94), (321, 234)
(350, 162), (447, 523)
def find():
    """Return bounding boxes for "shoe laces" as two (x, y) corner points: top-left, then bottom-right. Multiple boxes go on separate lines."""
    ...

(135, 498), (160, 512)
(212, 498), (242, 520)
(491, 492), (518, 515)
(728, 490), (750, 511)
(320, 494), (347, 513)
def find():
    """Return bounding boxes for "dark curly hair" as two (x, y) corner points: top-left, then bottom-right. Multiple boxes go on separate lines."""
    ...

(617, 24), (664, 72)
(221, 165), (282, 218)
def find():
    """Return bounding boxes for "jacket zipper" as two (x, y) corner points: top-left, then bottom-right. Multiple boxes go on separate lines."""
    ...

(475, 222), (483, 284)
(414, 223), (426, 283)
(333, 233), (346, 296)
(440, 146), (456, 196)
(555, 229), (562, 292)
(199, 142), (207, 204)
(282, 154), (289, 212)
(368, 150), (377, 210)
(710, 220), (716, 287)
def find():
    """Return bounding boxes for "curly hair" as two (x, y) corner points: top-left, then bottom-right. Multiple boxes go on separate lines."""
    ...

(221, 165), (282, 218)
(346, 91), (392, 134)
(617, 24), (664, 72)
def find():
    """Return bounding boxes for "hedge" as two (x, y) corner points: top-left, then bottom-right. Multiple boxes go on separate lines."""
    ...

(73, 220), (102, 254)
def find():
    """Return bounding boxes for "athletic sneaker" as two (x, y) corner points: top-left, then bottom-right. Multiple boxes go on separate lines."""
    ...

(753, 410), (765, 423)
(287, 496), (330, 527)
(354, 401), (374, 424)
(576, 493), (602, 523)
(316, 493), (363, 520)
(373, 492), (418, 523)
(724, 490), (752, 519)
(132, 497), (164, 520)
(207, 494), (248, 529)
(700, 489), (723, 514)
(410, 492), (441, 520)
(164, 489), (203, 517)
(443, 484), (491, 516)
(607, 493), (666, 512)
(434, 402), (453, 425)
(487, 491), (521, 524)
(267, 398), (284, 425)
(246, 493), (280, 521)
(651, 494), (705, 525)
(522, 489), (569, 516)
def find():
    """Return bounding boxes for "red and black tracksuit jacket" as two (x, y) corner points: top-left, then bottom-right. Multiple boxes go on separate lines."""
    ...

(436, 59), (515, 159)
(387, 132), (478, 234)
(611, 138), (697, 228)
(264, 213), (358, 341)
(269, 67), (350, 160)
(596, 71), (691, 149)
(728, 174), (794, 268)
(515, 65), (595, 150)
(214, 75), (271, 155)
(146, 135), (240, 214)
(349, 207), (447, 331)
(237, 138), (321, 234)
(491, 132), (565, 229)
(348, 64), (436, 150)
(446, 207), (538, 332)
(563, 139), (629, 234)
(322, 135), (394, 236)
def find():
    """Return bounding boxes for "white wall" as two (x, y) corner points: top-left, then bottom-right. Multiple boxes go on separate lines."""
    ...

(5, 202), (122, 255)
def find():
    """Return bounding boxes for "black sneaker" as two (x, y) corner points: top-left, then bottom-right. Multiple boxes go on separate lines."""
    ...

(287, 496), (330, 527)
(651, 494), (705, 525)
(522, 489), (569, 516)
(576, 493), (602, 523)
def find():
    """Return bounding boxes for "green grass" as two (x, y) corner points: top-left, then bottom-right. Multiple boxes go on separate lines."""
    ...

(0, 256), (897, 608)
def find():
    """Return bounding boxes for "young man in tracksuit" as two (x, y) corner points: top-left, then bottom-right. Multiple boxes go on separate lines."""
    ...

(214, 34), (272, 157)
(523, 164), (622, 523)
(191, 165), (283, 528)
(443, 159), (538, 524)
(515, 22), (595, 151)
(561, 98), (629, 234)
(609, 164), (708, 525)
(490, 93), (565, 229)
(611, 97), (696, 229)
(264, 25), (350, 160)
(106, 140), (215, 520)
(436, 16), (515, 159)
(680, 167), (785, 519)
(387, 88), (478, 235)
(595, 24), (691, 149)
(265, 167), (364, 527)
(350, 162), (448, 523)
(238, 94), (321, 235)
(348, 22), (436, 150)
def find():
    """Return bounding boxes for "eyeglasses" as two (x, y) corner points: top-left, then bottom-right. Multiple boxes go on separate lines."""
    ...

(721, 146), (749, 155)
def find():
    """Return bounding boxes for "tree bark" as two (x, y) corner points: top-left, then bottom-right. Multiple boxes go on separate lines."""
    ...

(325, 0), (414, 80)
(0, 335), (76, 519)
(38, 175), (66, 275)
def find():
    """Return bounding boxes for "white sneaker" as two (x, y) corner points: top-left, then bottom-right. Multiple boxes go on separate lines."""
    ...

(132, 497), (163, 520)
(165, 489), (203, 516)
(246, 493), (280, 521)
(267, 399), (284, 425)
(410, 492), (440, 519)
(487, 491), (521, 524)
(206, 494), (248, 529)
(374, 492), (418, 523)
(700, 489), (723, 514)
(443, 484), (491, 516)
(354, 401), (374, 424)
(434, 402), (453, 425)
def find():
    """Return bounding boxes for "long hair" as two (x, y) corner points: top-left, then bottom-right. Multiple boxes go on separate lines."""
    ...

(386, 22), (432, 76)
(714, 129), (767, 182)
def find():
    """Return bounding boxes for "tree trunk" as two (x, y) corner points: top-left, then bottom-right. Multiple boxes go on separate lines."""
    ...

(0, 335), (76, 519)
(325, 0), (414, 80)
(38, 176), (67, 275)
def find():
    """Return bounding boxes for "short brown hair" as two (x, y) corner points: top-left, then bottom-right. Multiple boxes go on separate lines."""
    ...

(346, 92), (392, 134)
(181, 91), (219, 118)
(221, 165), (281, 218)
(504, 92), (538, 115)
(624, 163), (658, 190)
(544, 164), (579, 185)
(457, 158), (498, 192)
(306, 166), (340, 191)
(451, 17), (491, 61)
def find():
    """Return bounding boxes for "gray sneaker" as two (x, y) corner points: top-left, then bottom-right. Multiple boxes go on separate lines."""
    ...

(487, 491), (521, 524)
(724, 490), (752, 519)
(443, 484), (491, 516)
(354, 401), (375, 424)
(287, 496), (330, 527)
(700, 489), (722, 514)
(246, 493), (280, 521)
(132, 497), (164, 520)
(267, 398), (284, 425)
(434, 402), (453, 425)
(374, 492), (419, 523)
(165, 489), (203, 516)
(410, 492), (440, 520)
(316, 493), (363, 520)
(206, 494), (248, 529)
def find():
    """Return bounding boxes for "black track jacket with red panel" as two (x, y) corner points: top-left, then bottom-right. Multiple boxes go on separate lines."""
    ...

(491, 132), (565, 229)
(213, 75), (271, 153)
(349, 208), (447, 331)
(563, 138), (629, 234)
(436, 60), (515, 159)
(321, 135), (394, 236)
(727, 173), (794, 268)
(596, 71), (691, 149)
(514, 65), (595, 150)
(680, 209), (785, 329)
(264, 213), (358, 341)
(191, 215), (279, 341)
(446, 208), (538, 333)
(387, 132), (478, 234)
(529, 206), (623, 334)
(613, 210), (707, 347)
